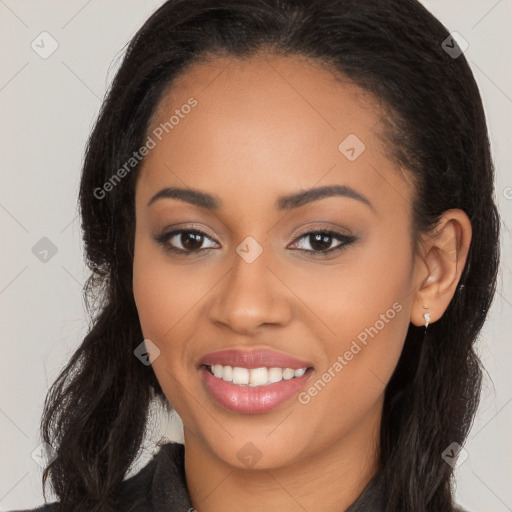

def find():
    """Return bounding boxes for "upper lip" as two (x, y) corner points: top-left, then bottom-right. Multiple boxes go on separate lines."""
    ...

(198, 348), (314, 370)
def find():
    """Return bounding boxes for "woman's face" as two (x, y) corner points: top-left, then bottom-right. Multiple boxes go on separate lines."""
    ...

(133, 54), (419, 470)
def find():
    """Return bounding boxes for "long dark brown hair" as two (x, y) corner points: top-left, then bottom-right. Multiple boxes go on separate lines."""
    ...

(40, 1), (500, 510)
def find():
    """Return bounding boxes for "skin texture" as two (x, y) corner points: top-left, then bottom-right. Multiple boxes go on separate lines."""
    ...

(132, 53), (471, 512)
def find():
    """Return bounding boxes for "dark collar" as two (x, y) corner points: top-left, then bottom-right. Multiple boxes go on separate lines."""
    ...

(119, 442), (386, 511)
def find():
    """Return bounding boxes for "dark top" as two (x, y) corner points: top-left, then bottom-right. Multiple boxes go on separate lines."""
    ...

(11, 442), (469, 512)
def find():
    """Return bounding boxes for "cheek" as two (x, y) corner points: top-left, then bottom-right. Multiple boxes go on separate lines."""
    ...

(297, 227), (412, 401)
(132, 236), (222, 385)
(132, 250), (169, 339)
(132, 239), (181, 367)
(294, 226), (412, 340)
(295, 295), (409, 438)
(133, 239), (200, 340)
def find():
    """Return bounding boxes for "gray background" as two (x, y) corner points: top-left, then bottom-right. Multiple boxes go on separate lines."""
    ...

(1, 1), (510, 510)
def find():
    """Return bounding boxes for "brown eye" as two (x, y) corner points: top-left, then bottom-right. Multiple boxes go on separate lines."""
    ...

(154, 229), (219, 255)
(180, 231), (205, 251)
(290, 229), (357, 256)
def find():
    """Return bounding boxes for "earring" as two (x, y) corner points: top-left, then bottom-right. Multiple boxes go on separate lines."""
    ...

(423, 312), (431, 329)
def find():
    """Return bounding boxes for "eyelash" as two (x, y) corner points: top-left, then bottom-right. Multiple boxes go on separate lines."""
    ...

(153, 228), (357, 257)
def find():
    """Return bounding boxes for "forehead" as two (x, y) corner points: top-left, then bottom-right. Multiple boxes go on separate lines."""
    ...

(136, 53), (411, 217)
(151, 52), (383, 137)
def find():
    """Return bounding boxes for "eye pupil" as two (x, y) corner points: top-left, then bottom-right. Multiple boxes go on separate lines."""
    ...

(182, 231), (204, 251)
(310, 233), (332, 251)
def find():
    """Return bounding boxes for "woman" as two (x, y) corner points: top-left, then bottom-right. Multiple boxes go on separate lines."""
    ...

(14, 0), (500, 510)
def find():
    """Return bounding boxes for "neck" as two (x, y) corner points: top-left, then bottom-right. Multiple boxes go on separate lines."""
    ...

(183, 398), (383, 512)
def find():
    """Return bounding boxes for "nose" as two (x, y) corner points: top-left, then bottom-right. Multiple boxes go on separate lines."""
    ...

(207, 245), (293, 335)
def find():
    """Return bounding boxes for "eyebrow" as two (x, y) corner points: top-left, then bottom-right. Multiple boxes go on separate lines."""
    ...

(147, 184), (374, 212)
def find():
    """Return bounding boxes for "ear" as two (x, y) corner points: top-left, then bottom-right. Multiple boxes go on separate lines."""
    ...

(410, 209), (472, 327)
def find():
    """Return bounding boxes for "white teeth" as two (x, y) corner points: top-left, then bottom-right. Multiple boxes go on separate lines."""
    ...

(222, 365), (233, 382)
(249, 367), (268, 386)
(212, 364), (223, 378)
(282, 368), (295, 380)
(232, 367), (249, 385)
(268, 367), (283, 383)
(207, 364), (309, 386)
(294, 368), (306, 377)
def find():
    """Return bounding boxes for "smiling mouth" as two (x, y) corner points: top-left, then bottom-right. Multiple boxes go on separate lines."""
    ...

(202, 364), (314, 387)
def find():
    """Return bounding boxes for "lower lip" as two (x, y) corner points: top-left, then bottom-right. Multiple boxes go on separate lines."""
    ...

(199, 365), (313, 414)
